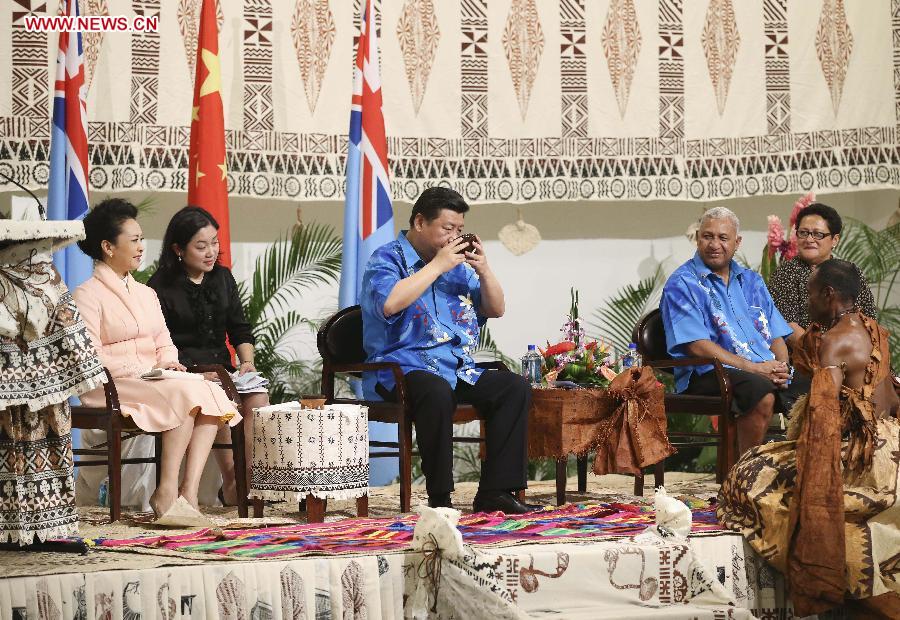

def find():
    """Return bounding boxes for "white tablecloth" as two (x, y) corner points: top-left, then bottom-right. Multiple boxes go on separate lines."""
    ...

(249, 402), (369, 501)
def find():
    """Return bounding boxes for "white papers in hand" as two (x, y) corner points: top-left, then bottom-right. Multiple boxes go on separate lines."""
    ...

(230, 371), (269, 394)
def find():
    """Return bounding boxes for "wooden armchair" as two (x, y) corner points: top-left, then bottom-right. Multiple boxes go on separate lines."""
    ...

(632, 308), (736, 487)
(71, 365), (249, 521)
(317, 305), (507, 513)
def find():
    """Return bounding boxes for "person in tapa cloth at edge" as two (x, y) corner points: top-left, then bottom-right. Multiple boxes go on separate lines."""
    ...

(72, 198), (241, 522)
(717, 259), (900, 619)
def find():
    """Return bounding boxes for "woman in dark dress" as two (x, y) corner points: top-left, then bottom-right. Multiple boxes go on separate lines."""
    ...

(767, 202), (877, 348)
(148, 207), (268, 505)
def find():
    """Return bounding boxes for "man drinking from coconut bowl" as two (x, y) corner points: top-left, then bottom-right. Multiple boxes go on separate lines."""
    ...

(660, 206), (811, 458)
(360, 186), (539, 514)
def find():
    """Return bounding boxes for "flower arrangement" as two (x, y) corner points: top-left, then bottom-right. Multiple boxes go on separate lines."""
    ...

(540, 288), (619, 387)
(761, 192), (815, 282)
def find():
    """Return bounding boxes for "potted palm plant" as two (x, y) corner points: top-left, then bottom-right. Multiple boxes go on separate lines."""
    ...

(238, 221), (342, 401)
(835, 217), (900, 370)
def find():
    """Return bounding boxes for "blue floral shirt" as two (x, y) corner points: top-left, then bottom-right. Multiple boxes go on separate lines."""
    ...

(361, 231), (484, 399)
(660, 252), (792, 393)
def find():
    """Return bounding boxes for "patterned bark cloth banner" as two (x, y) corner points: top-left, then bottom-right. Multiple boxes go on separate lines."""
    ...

(92, 501), (725, 559)
(0, 535), (790, 620)
(1, 229), (105, 544)
(1, 0), (898, 203)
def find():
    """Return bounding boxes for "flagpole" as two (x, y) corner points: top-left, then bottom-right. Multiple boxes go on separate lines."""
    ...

(340, 0), (399, 487)
(47, 0), (92, 290)
(188, 0), (231, 268)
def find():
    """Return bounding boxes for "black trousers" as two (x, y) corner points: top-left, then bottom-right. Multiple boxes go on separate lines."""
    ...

(687, 367), (812, 416)
(377, 369), (531, 496)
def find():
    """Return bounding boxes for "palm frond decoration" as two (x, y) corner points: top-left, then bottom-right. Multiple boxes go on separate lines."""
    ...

(475, 324), (518, 370)
(252, 311), (305, 365)
(133, 195), (157, 217)
(120, 195), (157, 284)
(734, 252), (756, 271)
(241, 222), (343, 325)
(131, 260), (158, 285)
(239, 223), (343, 399)
(878, 307), (900, 371)
(835, 218), (900, 309)
(587, 266), (665, 354)
(275, 357), (326, 402)
(834, 218), (900, 369)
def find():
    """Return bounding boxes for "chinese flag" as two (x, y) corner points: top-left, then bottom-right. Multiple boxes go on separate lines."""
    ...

(188, 0), (231, 267)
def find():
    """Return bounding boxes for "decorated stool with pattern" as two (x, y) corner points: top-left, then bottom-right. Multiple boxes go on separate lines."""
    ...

(249, 402), (369, 522)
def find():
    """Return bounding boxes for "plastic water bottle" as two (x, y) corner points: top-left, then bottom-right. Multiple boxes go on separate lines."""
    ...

(98, 476), (109, 508)
(521, 345), (543, 386)
(622, 343), (642, 369)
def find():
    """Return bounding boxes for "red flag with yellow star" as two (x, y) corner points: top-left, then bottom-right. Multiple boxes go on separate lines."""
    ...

(188, 0), (231, 267)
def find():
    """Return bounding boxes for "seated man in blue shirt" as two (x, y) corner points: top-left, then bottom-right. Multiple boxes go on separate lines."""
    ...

(661, 206), (809, 457)
(361, 187), (536, 514)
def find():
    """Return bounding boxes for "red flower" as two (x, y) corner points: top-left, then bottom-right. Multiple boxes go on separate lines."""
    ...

(782, 232), (798, 260)
(790, 191), (816, 228)
(545, 341), (576, 356)
(766, 215), (785, 259)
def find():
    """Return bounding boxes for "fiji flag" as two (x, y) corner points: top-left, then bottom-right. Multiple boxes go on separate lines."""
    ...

(339, 0), (394, 308)
(47, 0), (92, 289)
(339, 0), (397, 485)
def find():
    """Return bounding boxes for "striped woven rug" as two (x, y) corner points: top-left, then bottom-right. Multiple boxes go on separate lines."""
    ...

(95, 501), (726, 560)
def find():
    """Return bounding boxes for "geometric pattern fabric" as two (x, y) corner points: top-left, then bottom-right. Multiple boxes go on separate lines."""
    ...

(2, 0), (898, 203)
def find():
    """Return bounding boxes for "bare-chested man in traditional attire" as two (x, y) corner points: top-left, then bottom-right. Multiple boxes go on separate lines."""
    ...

(718, 259), (900, 619)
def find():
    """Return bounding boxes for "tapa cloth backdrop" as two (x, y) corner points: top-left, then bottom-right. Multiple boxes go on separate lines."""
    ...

(249, 403), (369, 502)
(1, 0), (897, 203)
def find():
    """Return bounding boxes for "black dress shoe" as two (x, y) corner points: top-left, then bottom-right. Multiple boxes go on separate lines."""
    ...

(472, 490), (541, 515)
(428, 493), (453, 509)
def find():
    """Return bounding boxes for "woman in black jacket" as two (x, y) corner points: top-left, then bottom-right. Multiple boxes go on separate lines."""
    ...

(148, 206), (268, 505)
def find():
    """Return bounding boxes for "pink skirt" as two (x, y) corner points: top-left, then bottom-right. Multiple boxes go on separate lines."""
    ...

(79, 377), (241, 432)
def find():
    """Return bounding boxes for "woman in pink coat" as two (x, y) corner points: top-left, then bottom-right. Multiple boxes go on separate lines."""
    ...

(73, 199), (240, 519)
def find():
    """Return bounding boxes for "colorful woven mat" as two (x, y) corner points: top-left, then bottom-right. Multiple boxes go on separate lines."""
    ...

(97, 502), (726, 560)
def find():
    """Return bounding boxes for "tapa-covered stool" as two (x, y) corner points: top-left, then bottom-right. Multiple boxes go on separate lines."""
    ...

(249, 401), (369, 522)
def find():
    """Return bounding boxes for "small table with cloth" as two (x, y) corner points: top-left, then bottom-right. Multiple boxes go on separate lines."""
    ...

(528, 368), (674, 505)
(249, 402), (369, 522)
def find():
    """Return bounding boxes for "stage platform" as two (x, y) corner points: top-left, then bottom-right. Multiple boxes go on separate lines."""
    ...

(0, 475), (795, 619)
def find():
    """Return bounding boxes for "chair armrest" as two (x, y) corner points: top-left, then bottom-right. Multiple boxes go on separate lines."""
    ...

(329, 362), (405, 387)
(101, 367), (121, 414)
(476, 361), (510, 372)
(644, 356), (719, 368)
(75, 367), (120, 411)
(187, 364), (241, 407)
(644, 357), (732, 403)
(71, 367), (120, 426)
(326, 361), (408, 407)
